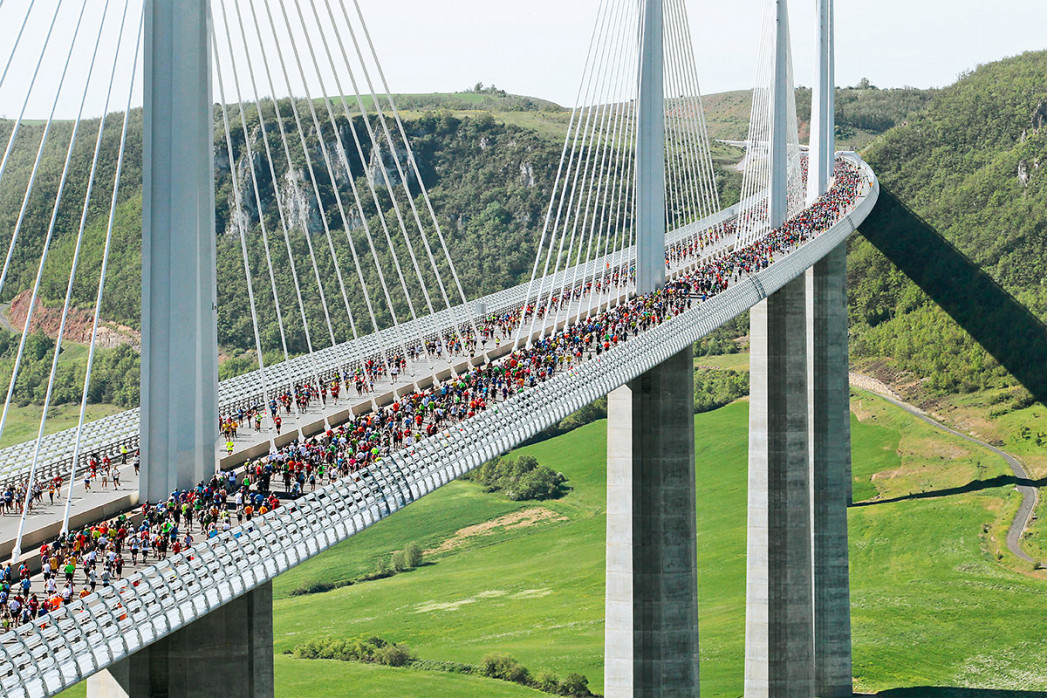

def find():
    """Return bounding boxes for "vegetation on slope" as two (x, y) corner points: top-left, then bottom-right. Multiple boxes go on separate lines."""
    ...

(700, 83), (936, 149)
(850, 50), (1047, 401)
(0, 89), (738, 409)
(0, 76), (936, 419)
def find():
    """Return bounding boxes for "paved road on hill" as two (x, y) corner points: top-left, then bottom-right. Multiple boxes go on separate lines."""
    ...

(850, 373), (1039, 564)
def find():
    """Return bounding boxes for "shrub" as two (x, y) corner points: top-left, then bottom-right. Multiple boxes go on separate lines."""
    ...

(295, 640), (597, 696)
(289, 579), (342, 596)
(405, 542), (423, 568)
(391, 550), (409, 572)
(411, 659), (473, 674)
(559, 672), (592, 696)
(480, 653), (531, 684)
(535, 671), (560, 692)
(465, 454), (569, 501)
(291, 636), (414, 667)
(693, 368), (750, 413)
(375, 642), (413, 667)
(373, 556), (390, 577)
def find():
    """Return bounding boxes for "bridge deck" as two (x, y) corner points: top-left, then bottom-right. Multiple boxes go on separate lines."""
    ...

(0, 220), (740, 571)
(0, 155), (876, 697)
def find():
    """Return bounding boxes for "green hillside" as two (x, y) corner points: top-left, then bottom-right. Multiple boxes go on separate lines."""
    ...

(850, 50), (1047, 400)
(0, 78), (936, 418)
(702, 84), (935, 150)
(336, 85), (564, 114)
(0, 89), (733, 410)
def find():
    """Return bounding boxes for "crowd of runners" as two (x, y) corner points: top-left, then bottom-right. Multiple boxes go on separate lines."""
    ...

(0, 160), (866, 629)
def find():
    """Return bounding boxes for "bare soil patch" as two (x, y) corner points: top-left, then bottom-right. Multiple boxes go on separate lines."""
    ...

(6, 290), (139, 350)
(425, 507), (567, 556)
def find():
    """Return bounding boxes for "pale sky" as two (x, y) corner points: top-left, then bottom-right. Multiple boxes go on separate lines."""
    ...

(2, 0), (1046, 119)
(364, 0), (1047, 103)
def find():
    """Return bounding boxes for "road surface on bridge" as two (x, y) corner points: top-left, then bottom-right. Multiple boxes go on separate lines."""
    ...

(0, 226), (740, 575)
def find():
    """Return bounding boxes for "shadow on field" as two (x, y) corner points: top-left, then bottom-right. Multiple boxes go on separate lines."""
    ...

(873, 689), (1047, 697)
(851, 474), (1047, 508)
(861, 188), (1047, 405)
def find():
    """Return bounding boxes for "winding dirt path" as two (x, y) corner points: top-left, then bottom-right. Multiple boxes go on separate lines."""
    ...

(850, 372), (1039, 564)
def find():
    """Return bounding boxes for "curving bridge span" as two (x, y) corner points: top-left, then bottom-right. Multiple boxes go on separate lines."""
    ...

(0, 153), (878, 697)
(0, 0), (882, 695)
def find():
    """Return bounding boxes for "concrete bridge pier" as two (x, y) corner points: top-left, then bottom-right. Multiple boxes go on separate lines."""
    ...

(744, 276), (815, 698)
(605, 348), (699, 696)
(808, 246), (853, 697)
(87, 582), (274, 698)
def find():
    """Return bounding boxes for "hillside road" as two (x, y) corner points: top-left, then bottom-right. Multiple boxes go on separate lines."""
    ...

(850, 373), (1039, 564)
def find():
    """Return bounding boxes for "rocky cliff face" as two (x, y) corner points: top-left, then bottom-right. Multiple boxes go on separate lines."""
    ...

(215, 112), (422, 239)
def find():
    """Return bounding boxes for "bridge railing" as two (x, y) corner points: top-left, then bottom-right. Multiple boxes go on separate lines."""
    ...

(0, 154), (877, 698)
(0, 198), (746, 491)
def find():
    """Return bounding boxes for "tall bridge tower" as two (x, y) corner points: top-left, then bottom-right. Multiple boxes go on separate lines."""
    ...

(744, 0), (852, 696)
(605, 0), (701, 694)
(605, 1), (852, 696)
(807, 0), (854, 695)
(89, 1), (274, 696)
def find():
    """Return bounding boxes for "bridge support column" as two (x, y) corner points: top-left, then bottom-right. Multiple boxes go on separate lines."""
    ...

(140, 0), (219, 503)
(605, 348), (698, 696)
(87, 582), (274, 698)
(807, 246), (853, 697)
(744, 276), (814, 697)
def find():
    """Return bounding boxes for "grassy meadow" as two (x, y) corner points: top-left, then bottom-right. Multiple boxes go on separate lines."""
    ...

(260, 389), (1047, 696)
(0, 402), (123, 449)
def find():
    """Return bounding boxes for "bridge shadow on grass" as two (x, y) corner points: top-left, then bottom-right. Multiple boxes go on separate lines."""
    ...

(872, 689), (1047, 697)
(861, 188), (1047, 404)
(850, 474), (1047, 508)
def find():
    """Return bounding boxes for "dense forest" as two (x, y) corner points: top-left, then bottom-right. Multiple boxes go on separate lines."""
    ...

(849, 50), (1047, 398)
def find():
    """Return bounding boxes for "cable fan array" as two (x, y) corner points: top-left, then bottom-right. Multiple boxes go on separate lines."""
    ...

(0, 0), (145, 554)
(0, 0), (496, 559)
(209, 0), (482, 439)
(736, 0), (806, 247)
(517, 0), (722, 347)
(0, 0), (732, 562)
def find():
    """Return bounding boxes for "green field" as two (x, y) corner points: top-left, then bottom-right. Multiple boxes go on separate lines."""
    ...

(256, 389), (1047, 697)
(0, 401), (123, 449)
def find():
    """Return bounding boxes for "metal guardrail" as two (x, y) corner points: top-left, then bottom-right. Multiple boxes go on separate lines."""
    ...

(0, 155), (877, 697)
(0, 199), (745, 492)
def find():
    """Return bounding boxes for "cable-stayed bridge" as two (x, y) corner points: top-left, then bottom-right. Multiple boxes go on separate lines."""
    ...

(0, 0), (873, 696)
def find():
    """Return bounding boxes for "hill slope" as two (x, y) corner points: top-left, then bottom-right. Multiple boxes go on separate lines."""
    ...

(701, 85), (936, 150)
(850, 50), (1047, 398)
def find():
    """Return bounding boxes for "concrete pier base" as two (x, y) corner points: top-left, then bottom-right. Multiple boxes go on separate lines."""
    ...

(605, 348), (699, 697)
(87, 582), (274, 698)
(744, 276), (814, 697)
(807, 245), (853, 697)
